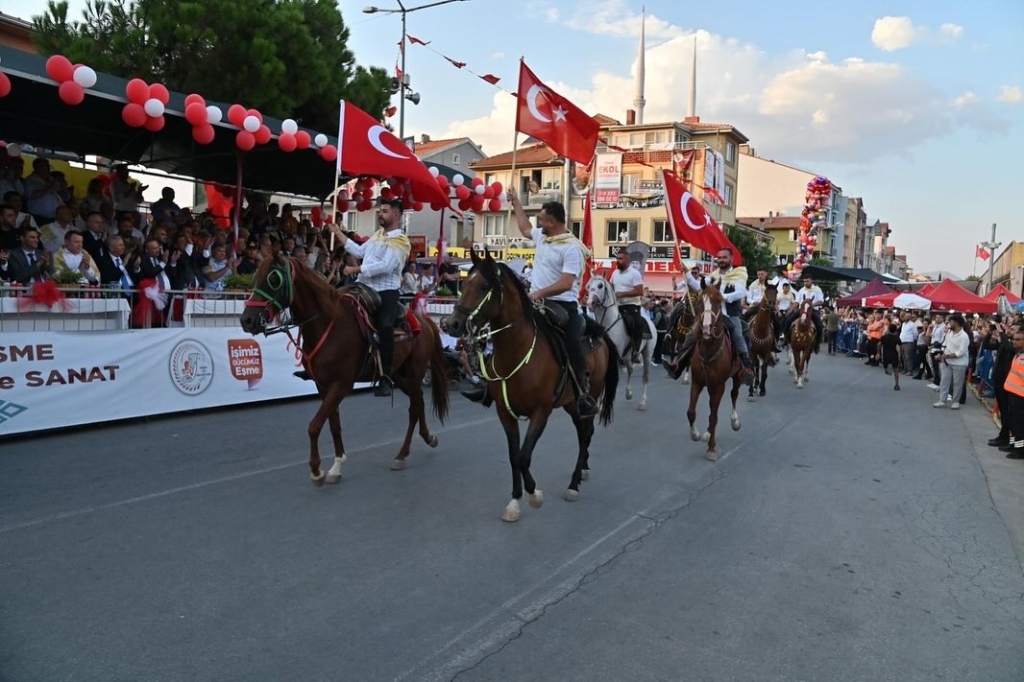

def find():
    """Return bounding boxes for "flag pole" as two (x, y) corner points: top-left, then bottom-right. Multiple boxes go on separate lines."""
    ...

(973, 250), (978, 278)
(505, 56), (525, 231)
(330, 100), (345, 252)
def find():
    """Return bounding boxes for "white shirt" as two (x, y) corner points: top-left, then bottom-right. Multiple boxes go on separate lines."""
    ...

(899, 320), (919, 343)
(40, 221), (70, 254)
(796, 285), (824, 305)
(932, 322), (947, 345)
(683, 269), (747, 304)
(438, 331), (459, 352)
(530, 227), (583, 303)
(746, 279), (768, 305)
(344, 229), (405, 292)
(777, 289), (795, 311)
(610, 266), (643, 306)
(941, 328), (970, 367)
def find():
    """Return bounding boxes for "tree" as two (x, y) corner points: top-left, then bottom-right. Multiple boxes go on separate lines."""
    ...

(725, 224), (775, 275)
(33, 0), (392, 135)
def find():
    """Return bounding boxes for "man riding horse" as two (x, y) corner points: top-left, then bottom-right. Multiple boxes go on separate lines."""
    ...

(783, 274), (825, 354)
(610, 247), (646, 364)
(742, 267), (782, 352)
(665, 248), (755, 385)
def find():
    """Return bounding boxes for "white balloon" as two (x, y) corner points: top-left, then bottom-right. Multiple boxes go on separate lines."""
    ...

(206, 105), (223, 124)
(72, 65), (97, 88)
(453, 174), (465, 186)
(143, 98), (165, 118)
(314, 133), (328, 148)
(475, 185), (485, 195)
(243, 115), (260, 133)
(428, 166), (440, 177)
(282, 118), (298, 135)
(5, 143), (21, 158)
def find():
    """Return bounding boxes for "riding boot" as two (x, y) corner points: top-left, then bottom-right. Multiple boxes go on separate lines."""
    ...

(461, 384), (494, 407)
(665, 337), (695, 380)
(293, 369), (313, 381)
(575, 375), (598, 417)
(374, 375), (393, 397)
(739, 352), (755, 386)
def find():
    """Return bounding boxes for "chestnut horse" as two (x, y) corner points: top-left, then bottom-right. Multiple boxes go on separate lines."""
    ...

(445, 250), (619, 523)
(788, 301), (816, 389)
(745, 283), (778, 399)
(686, 283), (742, 460)
(239, 253), (450, 483)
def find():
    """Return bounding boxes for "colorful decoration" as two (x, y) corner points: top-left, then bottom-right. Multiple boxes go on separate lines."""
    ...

(17, 280), (71, 312)
(792, 175), (832, 279)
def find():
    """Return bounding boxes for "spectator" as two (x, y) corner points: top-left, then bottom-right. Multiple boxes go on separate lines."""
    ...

(933, 314), (969, 410)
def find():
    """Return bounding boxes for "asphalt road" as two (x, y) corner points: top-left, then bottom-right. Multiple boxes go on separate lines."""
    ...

(2, 354), (1022, 682)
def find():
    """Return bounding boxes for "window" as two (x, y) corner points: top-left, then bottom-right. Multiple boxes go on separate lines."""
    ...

(483, 214), (505, 237)
(606, 220), (637, 243)
(653, 220), (674, 243)
(541, 168), (561, 190)
(789, 229), (798, 242)
(723, 183), (734, 208)
(484, 173), (496, 186)
(451, 153), (461, 166)
(725, 141), (736, 164)
(621, 173), (641, 194)
(629, 132), (644, 148)
(569, 220), (582, 239)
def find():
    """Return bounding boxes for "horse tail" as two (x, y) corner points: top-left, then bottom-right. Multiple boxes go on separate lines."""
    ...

(599, 330), (620, 427)
(424, 317), (451, 424)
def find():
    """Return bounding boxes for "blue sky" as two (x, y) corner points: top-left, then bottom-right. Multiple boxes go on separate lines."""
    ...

(7, 0), (1023, 275)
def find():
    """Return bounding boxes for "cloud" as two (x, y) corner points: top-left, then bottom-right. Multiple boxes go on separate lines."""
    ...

(998, 85), (1023, 104)
(950, 91), (1012, 133)
(871, 16), (964, 51)
(952, 91), (980, 108)
(563, 0), (683, 41)
(491, 52), (505, 60)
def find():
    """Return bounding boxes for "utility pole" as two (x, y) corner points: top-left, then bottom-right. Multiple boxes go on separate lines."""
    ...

(980, 223), (1000, 293)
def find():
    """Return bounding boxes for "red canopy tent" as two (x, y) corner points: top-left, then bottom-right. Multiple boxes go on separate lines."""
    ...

(922, 279), (996, 313)
(983, 284), (1022, 304)
(918, 282), (938, 296)
(836, 277), (892, 307)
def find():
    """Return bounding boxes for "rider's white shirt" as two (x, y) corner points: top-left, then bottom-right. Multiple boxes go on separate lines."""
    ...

(530, 227), (583, 303)
(796, 285), (824, 305)
(777, 290), (796, 311)
(610, 266), (643, 306)
(746, 280), (768, 305)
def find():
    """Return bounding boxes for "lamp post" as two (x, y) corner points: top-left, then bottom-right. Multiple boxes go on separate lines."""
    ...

(979, 222), (1000, 294)
(363, 0), (469, 141)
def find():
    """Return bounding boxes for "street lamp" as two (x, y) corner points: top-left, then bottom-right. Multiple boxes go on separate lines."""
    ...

(980, 222), (1000, 293)
(363, 0), (470, 140)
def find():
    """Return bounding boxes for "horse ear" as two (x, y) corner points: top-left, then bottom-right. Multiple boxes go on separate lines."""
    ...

(484, 247), (494, 263)
(470, 248), (480, 266)
(700, 277), (707, 291)
(275, 249), (289, 266)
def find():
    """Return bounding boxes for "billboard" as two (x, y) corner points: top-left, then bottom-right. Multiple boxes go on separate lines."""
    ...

(594, 153), (622, 205)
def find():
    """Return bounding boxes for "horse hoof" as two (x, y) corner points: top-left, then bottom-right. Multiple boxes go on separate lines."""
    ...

(705, 450), (720, 461)
(563, 489), (580, 502)
(501, 499), (521, 523)
(390, 458), (406, 471)
(690, 429), (701, 442)
(625, 389), (633, 401)
(701, 432), (711, 443)
(731, 419), (741, 431)
(581, 469), (590, 481)
(528, 490), (544, 509)
(428, 435), (439, 448)
(311, 472), (325, 487)
(324, 472), (341, 485)
(638, 401), (647, 411)
(747, 395), (755, 402)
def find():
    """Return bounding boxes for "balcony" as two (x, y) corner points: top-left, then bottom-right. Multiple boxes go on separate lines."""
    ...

(519, 188), (562, 207)
(595, 140), (710, 166)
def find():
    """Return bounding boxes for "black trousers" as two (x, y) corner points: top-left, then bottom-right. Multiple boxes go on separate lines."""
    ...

(620, 304), (644, 352)
(742, 306), (781, 341)
(376, 288), (401, 376)
(547, 299), (588, 394)
(995, 386), (1010, 439)
(1008, 393), (1024, 444)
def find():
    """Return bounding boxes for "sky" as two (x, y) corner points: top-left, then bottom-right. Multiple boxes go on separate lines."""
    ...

(7, 0), (1023, 275)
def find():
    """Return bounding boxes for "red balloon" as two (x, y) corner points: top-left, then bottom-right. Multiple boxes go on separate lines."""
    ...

(192, 124), (215, 145)
(184, 102), (207, 125)
(148, 83), (170, 105)
(430, 202), (443, 211)
(471, 194), (485, 211)
(236, 130), (256, 151)
(254, 124), (272, 145)
(358, 200), (373, 212)
(325, 213), (335, 222)
(488, 198), (502, 212)
(184, 93), (205, 108)
(227, 104), (247, 127)
(45, 55), (75, 83)
(58, 81), (85, 105)
(455, 185), (471, 201)
(380, 187), (393, 199)
(0, 72), (10, 98)
(436, 174), (449, 189)
(125, 78), (149, 104)
(482, 186), (494, 199)
(491, 182), (503, 196)
(457, 198), (471, 211)
(121, 103), (147, 127)
(295, 131), (311, 149)
(277, 133), (297, 152)
(413, 201), (423, 212)
(471, 176), (484, 187)
(320, 144), (338, 162)
(246, 108), (262, 123)
(144, 115), (165, 132)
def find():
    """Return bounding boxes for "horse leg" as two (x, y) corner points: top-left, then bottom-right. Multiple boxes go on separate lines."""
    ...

(496, 410), (525, 522)
(730, 375), (742, 432)
(391, 389), (422, 471)
(323, 409), (347, 484)
(624, 360), (634, 401)
(638, 344), (650, 411)
(759, 360), (768, 397)
(747, 355), (757, 400)
(705, 382), (726, 459)
(308, 384), (344, 486)
(517, 412), (551, 509)
(687, 380), (702, 442)
(564, 408), (595, 501)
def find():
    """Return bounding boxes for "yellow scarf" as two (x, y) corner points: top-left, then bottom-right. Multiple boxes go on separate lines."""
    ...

(710, 266), (748, 290)
(543, 232), (591, 278)
(369, 229), (412, 260)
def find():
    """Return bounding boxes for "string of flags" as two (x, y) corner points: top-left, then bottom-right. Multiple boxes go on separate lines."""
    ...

(398, 34), (503, 91)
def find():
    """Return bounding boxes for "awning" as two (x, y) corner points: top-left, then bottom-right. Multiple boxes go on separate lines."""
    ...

(798, 264), (885, 282)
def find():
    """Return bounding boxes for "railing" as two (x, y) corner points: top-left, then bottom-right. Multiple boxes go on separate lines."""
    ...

(596, 140), (710, 154)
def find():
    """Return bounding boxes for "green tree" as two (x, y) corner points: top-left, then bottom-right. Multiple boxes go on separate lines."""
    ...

(33, 0), (392, 135)
(725, 224), (775, 275)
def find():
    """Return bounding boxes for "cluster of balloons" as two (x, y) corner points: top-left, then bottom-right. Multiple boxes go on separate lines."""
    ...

(274, 118), (336, 160)
(183, 94), (224, 145)
(430, 167), (505, 213)
(121, 78), (170, 132)
(789, 175), (832, 279)
(45, 55), (97, 106)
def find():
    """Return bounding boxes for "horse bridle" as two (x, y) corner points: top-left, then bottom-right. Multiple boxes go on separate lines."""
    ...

(246, 259), (295, 322)
(587, 279), (626, 333)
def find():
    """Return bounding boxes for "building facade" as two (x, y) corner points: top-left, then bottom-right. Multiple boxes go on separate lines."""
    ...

(986, 241), (1024, 297)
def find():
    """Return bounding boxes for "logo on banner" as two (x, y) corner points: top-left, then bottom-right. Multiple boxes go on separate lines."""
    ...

(169, 340), (214, 395)
(0, 400), (28, 424)
(227, 339), (264, 390)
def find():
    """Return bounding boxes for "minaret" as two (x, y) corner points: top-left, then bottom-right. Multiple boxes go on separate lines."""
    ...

(686, 35), (697, 118)
(632, 7), (646, 124)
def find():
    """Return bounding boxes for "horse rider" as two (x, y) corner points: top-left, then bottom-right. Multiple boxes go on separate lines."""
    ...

(783, 274), (825, 354)
(611, 247), (646, 364)
(665, 248), (755, 385)
(327, 197), (411, 396)
(742, 267), (782, 351)
(462, 190), (599, 417)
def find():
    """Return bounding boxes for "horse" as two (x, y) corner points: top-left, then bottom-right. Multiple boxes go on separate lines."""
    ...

(585, 275), (656, 410)
(666, 288), (701, 384)
(445, 249), (619, 523)
(686, 282), (742, 460)
(745, 283), (778, 399)
(788, 301), (816, 389)
(239, 252), (450, 483)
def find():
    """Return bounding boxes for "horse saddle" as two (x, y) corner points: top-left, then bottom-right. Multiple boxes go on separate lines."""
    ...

(341, 282), (421, 343)
(537, 302), (569, 329)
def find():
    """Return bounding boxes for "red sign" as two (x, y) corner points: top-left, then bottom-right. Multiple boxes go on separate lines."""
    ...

(408, 235), (427, 259)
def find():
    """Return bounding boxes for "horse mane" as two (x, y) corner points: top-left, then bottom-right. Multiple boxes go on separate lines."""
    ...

(255, 255), (346, 318)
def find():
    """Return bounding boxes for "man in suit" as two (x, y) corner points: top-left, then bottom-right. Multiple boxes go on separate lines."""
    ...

(97, 235), (136, 293)
(81, 211), (109, 261)
(0, 225), (52, 284)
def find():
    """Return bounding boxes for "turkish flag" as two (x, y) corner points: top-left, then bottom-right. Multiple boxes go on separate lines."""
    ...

(662, 170), (742, 265)
(336, 100), (450, 208)
(976, 245), (990, 261)
(515, 61), (599, 164)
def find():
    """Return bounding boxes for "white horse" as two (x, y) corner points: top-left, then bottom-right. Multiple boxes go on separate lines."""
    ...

(586, 276), (656, 410)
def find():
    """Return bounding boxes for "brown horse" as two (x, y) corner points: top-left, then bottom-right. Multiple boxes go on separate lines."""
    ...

(686, 283), (742, 460)
(788, 301), (816, 389)
(745, 283), (778, 399)
(239, 253), (450, 483)
(445, 249), (619, 522)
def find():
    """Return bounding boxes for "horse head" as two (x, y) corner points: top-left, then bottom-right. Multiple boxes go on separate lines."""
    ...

(447, 247), (507, 337)
(240, 250), (295, 334)
(699, 286), (725, 341)
(586, 275), (614, 312)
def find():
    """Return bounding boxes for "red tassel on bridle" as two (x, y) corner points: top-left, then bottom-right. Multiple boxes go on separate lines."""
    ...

(17, 280), (72, 312)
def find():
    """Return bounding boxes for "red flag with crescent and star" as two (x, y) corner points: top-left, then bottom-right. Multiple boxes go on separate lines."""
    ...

(662, 169), (742, 265)
(515, 61), (599, 164)
(336, 100), (451, 208)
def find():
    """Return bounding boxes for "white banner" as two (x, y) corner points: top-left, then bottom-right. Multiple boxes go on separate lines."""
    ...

(0, 328), (339, 436)
(594, 152), (622, 205)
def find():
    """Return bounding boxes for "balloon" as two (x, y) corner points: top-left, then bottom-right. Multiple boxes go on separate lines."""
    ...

(246, 108), (262, 122)
(471, 194), (485, 211)
(277, 133), (297, 152)
(430, 202), (443, 211)
(184, 93), (205, 108)
(5, 143), (21, 157)
(125, 78), (149, 104)
(474, 184), (485, 195)
(413, 202), (424, 212)
(148, 83), (170, 104)
(181, 103), (205, 126)
(206, 105), (223, 124)
(144, 115), (165, 133)
(143, 98), (165, 118)
(471, 176), (483, 187)
(452, 174), (465, 186)
(455, 185), (471, 201)
(281, 119), (298, 135)
(488, 198), (502, 212)
(436, 174), (448, 189)
(45, 55), (75, 82)
(236, 130), (256, 151)
(58, 81), (85, 105)
(337, 190), (349, 202)
(320, 145), (337, 162)
(314, 133), (328, 148)
(482, 186), (494, 199)
(192, 124), (215, 145)
(254, 124), (272, 145)
(295, 131), (311, 149)
(428, 166), (440, 177)
(380, 187), (393, 199)
(457, 198), (471, 211)
(0, 72), (10, 98)
(121, 103), (147, 127)
(72, 65), (97, 88)
(227, 104), (247, 127)
(242, 115), (260, 133)
(491, 182), (503, 196)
